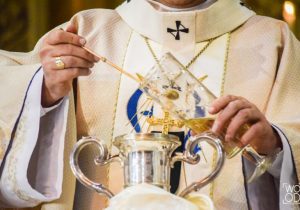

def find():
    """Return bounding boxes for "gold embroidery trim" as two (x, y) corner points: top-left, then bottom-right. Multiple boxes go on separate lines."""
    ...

(105, 29), (134, 207)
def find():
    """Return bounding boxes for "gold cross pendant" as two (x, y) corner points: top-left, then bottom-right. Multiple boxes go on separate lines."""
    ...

(147, 111), (184, 134)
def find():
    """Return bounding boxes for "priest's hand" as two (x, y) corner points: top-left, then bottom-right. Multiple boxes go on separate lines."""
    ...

(208, 95), (282, 155)
(39, 23), (99, 107)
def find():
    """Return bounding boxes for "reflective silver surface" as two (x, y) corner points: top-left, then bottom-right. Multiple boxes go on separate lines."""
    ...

(69, 136), (114, 198)
(116, 133), (180, 191)
(70, 133), (225, 199)
(124, 150), (170, 190)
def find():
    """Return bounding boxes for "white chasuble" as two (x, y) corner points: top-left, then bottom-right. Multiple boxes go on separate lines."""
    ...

(1, 0), (300, 210)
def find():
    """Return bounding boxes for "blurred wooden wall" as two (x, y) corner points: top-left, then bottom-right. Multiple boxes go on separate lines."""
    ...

(0, 0), (299, 52)
(0, 0), (122, 52)
(245, 0), (300, 38)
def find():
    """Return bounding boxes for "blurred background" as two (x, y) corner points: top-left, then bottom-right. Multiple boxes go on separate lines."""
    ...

(0, 0), (299, 52)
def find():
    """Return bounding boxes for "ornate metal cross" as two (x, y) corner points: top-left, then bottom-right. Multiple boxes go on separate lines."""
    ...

(147, 111), (184, 134)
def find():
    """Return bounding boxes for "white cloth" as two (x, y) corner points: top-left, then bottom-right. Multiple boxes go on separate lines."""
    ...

(105, 184), (203, 210)
(0, 70), (69, 207)
(40, 98), (64, 117)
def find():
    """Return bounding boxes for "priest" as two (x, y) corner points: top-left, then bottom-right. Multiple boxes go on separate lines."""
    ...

(0, 0), (299, 209)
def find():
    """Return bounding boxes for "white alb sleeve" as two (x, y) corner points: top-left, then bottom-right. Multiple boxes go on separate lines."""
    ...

(0, 69), (69, 208)
(40, 99), (64, 117)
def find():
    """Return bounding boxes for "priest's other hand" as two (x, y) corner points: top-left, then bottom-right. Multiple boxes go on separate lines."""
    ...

(208, 95), (282, 155)
(39, 23), (99, 107)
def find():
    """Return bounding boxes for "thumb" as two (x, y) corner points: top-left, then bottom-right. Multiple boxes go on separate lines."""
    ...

(65, 22), (78, 34)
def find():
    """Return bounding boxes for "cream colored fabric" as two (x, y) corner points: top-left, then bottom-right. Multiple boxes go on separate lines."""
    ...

(220, 15), (300, 210)
(0, 64), (41, 167)
(0, 1), (300, 210)
(71, 9), (133, 210)
(117, 0), (255, 44)
(117, 0), (254, 58)
(0, 8), (132, 210)
(105, 184), (213, 210)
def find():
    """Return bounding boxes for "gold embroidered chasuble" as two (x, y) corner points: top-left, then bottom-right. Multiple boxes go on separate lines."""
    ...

(0, 0), (300, 209)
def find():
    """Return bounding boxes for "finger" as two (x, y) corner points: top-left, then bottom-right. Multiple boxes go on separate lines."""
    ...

(213, 99), (251, 133)
(50, 44), (99, 62)
(239, 123), (264, 147)
(56, 68), (92, 81)
(209, 95), (240, 114)
(43, 68), (91, 85)
(47, 29), (86, 46)
(51, 56), (94, 70)
(67, 68), (92, 78)
(225, 108), (260, 142)
(65, 22), (78, 34)
(190, 130), (197, 136)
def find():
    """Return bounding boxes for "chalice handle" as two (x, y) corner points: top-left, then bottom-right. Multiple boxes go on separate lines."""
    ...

(70, 136), (115, 198)
(179, 132), (225, 197)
